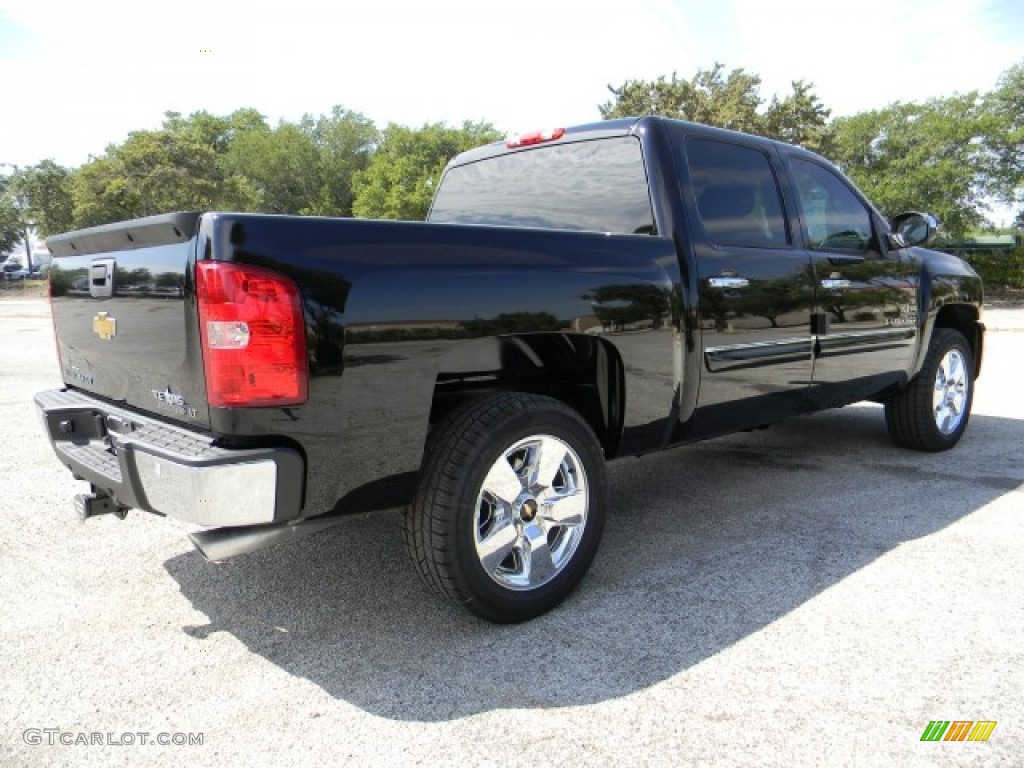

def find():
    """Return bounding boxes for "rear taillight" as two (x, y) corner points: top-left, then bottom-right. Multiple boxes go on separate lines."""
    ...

(505, 127), (565, 148)
(195, 261), (307, 407)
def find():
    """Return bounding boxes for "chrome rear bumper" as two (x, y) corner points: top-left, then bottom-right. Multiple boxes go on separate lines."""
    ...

(35, 388), (303, 526)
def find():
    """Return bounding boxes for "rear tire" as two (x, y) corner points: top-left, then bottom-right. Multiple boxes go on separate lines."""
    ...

(885, 329), (974, 451)
(403, 393), (607, 623)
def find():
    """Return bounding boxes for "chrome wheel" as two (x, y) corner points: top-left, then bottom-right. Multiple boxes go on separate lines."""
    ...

(474, 434), (589, 591)
(405, 392), (607, 622)
(933, 348), (968, 435)
(885, 328), (975, 453)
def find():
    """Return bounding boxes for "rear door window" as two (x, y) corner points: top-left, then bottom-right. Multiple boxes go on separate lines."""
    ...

(686, 138), (790, 248)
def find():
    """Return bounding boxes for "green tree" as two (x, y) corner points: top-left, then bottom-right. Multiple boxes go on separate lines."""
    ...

(830, 94), (994, 236)
(72, 133), (219, 226)
(0, 171), (34, 265)
(600, 64), (831, 150)
(352, 121), (501, 221)
(986, 61), (1024, 206)
(762, 80), (833, 154)
(601, 64), (762, 132)
(222, 107), (378, 217)
(306, 106), (379, 217)
(13, 160), (75, 237)
(0, 187), (23, 255)
(70, 111), (261, 227)
(162, 108), (267, 153)
(69, 107), (380, 226)
(222, 121), (321, 214)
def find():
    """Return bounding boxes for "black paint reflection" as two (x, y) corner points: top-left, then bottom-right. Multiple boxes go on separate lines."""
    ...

(582, 284), (671, 332)
(809, 252), (917, 385)
(200, 213), (680, 518)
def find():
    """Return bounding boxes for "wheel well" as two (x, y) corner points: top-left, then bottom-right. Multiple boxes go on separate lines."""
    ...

(428, 333), (625, 457)
(933, 304), (983, 378)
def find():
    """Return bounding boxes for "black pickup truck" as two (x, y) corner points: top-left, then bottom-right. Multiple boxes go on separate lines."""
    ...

(36, 116), (984, 622)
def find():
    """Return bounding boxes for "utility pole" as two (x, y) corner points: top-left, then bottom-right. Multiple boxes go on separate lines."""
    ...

(0, 162), (33, 272)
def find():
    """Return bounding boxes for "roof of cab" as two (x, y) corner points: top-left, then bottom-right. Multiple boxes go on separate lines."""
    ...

(447, 118), (644, 167)
(445, 115), (824, 171)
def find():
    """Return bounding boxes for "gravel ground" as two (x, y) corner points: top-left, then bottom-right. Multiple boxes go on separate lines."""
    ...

(1, 298), (1022, 767)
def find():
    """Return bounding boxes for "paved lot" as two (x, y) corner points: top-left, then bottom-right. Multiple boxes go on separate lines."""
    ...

(1, 298), (1022, 767)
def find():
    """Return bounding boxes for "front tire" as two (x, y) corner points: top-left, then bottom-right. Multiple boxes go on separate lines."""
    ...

(403, 393), (607, 623)
(885, 328), (974, 451)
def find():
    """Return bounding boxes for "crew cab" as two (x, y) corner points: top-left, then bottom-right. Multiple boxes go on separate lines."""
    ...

(36, 116), (984, 622)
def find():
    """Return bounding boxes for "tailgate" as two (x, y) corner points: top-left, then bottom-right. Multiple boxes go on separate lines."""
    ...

(46, 212), (210, 429)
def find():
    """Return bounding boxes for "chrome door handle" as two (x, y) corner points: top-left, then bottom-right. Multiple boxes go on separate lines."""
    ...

(708, 277), (750, 289)
(821, 278), (851, 290)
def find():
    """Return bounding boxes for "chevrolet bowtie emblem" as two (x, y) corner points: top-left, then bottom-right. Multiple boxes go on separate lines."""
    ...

(93, 312), (117, 340)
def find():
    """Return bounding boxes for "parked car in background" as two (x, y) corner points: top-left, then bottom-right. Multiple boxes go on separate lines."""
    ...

(2, 262), (29, 281)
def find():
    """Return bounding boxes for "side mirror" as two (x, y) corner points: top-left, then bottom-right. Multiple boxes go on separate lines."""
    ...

(888, 212), (938, 249)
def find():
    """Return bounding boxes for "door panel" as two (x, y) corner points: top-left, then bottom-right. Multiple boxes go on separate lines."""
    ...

(811, 251), (917, 384)
(697, 245), (815, 400)
(786, 157), (917, 386)
(682, 137), (815, 422)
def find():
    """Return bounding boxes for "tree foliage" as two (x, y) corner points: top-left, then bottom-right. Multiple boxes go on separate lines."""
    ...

(829, 94), (997, 236)
(59, 111), (495, 228)
(0, 161), (76, 246)
(12, 160), (75, 237)
(71, 111), (254, 227)
(985, 62), (1024, 206)
(351, 121), (501, 221)
(221, 122), (321, 214)
(600, 63), (832, 152)
(761, 80), (833, 154)
(12, 59), (1022, 250)
(0, 181), (23, 255)
(962, 246), (1024, 290)
(220, 107), (378, 217)
(603, 60), (1023, 238)
(305, 107), (379, 217)
(69, 107), (379, 227)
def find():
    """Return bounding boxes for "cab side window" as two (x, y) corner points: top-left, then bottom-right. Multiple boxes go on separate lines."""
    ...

(790, 158), (876, 253)
(686, 138), (789, 248)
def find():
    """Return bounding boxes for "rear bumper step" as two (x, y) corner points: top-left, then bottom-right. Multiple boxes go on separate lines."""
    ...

(35, 388), (304, 527)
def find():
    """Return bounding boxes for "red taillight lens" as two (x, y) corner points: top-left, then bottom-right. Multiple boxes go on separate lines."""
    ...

(196, 261), (308, 407)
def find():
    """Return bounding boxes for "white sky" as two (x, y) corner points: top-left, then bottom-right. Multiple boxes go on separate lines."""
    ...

(0, 0), (1021, 176)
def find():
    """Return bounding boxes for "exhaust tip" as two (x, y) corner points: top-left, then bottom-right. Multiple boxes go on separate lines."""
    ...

(187, 517), (348, 562)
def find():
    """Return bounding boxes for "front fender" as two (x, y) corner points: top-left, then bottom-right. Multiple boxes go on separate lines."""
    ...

(911, 247), (984, 378)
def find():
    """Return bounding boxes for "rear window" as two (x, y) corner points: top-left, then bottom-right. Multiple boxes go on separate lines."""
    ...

(428, 137), (656, 235)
